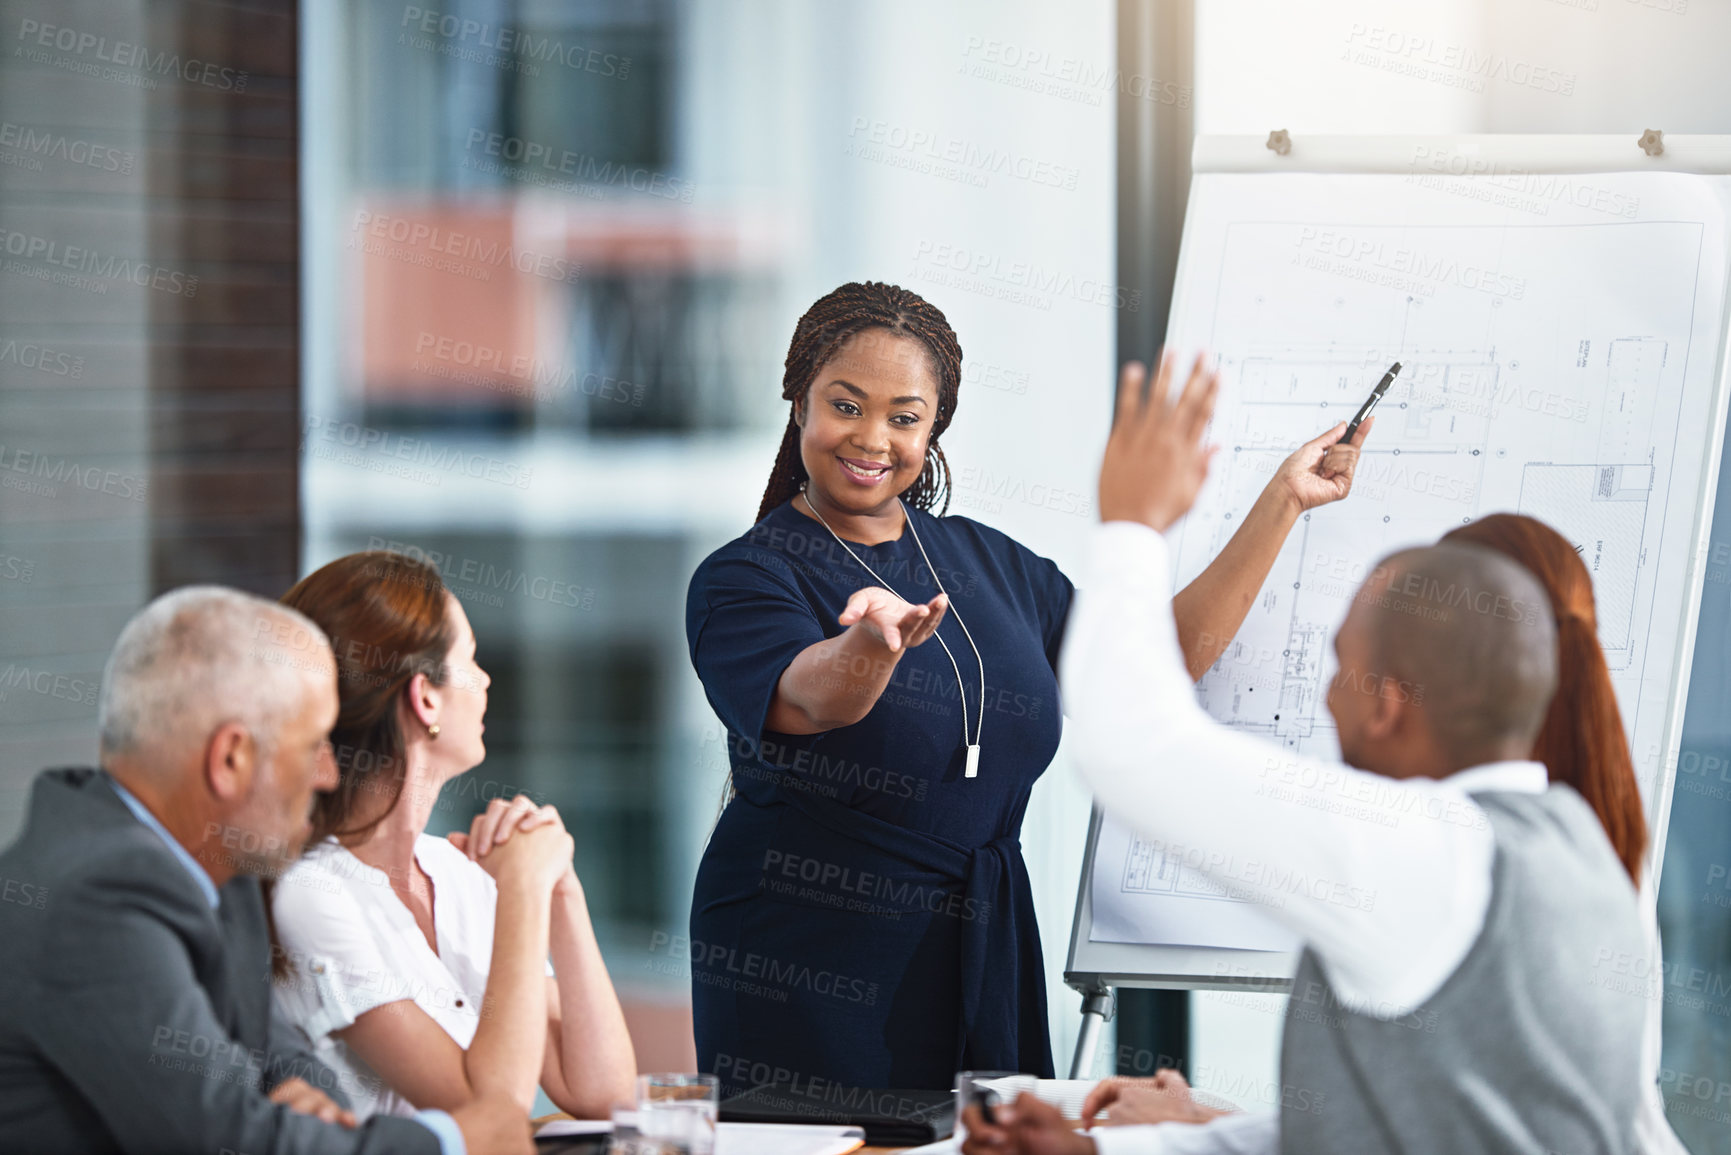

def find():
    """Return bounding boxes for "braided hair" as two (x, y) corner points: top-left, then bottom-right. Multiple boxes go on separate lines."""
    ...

(754, 282), (963, 523)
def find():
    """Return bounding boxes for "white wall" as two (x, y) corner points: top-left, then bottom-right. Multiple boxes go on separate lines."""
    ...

(1199, 0), (1731, 138)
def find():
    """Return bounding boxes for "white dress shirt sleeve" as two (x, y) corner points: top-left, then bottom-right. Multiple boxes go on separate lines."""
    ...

(1058, 521), (1498, 1015)
(1088, 1111), (1279, 1155)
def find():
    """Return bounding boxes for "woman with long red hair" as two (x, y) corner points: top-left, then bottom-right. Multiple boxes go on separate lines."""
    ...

(1441, 514), (1681, 1151)
(1443, 514), (1648, 880)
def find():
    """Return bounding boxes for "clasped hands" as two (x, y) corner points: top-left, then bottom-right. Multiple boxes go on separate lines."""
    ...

(448, 793), (582, 898)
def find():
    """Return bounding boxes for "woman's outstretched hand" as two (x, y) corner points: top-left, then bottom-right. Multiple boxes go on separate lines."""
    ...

(838, 586), (949, 652)
(1097, 352), (1220, 532)
(1274, 416), (1374, 512)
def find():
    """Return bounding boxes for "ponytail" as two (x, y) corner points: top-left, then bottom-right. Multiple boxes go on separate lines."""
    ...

(1444, 513), (1647, 885)
(1539, 613), (1647, 885)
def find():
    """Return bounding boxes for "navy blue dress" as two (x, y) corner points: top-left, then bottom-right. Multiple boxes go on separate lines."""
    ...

(685, 499), (1073, 1093)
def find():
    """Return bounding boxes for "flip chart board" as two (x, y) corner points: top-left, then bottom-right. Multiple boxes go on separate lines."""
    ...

(1066, 135), (1731, 993)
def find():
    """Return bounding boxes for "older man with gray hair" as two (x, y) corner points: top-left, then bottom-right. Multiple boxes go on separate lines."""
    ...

(0, 586), (530, 1155)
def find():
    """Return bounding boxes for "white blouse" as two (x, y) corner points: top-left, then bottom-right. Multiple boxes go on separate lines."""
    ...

(270, 834), (538, 1120)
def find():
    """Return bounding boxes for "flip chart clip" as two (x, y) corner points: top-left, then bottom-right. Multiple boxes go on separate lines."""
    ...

(1266, 129), (1292, 156)
(1638, 129), (1664, 157)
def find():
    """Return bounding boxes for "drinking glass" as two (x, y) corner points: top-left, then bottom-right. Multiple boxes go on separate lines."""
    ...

(635, 1073), (719, 1155)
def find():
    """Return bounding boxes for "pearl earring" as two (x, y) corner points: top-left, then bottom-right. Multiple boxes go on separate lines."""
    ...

(428, 724), (440, 739)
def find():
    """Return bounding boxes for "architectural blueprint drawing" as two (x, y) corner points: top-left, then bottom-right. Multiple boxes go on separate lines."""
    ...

(1092, 171), (1731, 951)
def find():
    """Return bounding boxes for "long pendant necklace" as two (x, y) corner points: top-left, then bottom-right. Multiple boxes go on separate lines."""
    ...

(801, 490), (987, 778)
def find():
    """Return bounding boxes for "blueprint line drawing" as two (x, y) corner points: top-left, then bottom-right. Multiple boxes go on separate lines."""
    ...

(1123, 836), (1233, 900)
(1519, 462), (1652, 667)
(1090, 171), (1730, 952)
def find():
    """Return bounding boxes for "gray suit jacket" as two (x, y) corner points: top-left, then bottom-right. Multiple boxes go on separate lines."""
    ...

(0, 767), (441, 1155)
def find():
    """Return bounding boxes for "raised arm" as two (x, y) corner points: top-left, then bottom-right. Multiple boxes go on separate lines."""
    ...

(1063, 359), (1493, 1015)
(1173, 414), (1374, 681)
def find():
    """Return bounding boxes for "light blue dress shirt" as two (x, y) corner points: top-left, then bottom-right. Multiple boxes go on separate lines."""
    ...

(106, 776), (468, 1155)
(108, 775), (220, 908)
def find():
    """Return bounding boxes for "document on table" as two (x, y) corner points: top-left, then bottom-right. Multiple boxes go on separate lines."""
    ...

(533, 1117), (865, 1155)
(534, 1119), (613, 1137)
(715, 1122), (865, 1154)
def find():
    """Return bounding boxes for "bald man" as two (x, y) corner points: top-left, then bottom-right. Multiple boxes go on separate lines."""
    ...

(963, 357), (1645, 1155)
(0, 587), (530, 1154)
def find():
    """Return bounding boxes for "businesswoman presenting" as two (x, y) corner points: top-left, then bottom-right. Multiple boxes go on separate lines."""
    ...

(686, 282), (1372, 1091)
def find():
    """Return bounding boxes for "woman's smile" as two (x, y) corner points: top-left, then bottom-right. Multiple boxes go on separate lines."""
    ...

(838, 456), (895, 485)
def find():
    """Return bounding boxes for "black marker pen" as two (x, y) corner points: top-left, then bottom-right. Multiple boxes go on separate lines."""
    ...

(1345, 362), (1401, 442)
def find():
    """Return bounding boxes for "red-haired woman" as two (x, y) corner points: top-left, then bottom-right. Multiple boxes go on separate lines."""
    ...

(1443, 513), (1684, 1154)
(268, 551), (636, 1122)
(685, 281), (1374, 1091)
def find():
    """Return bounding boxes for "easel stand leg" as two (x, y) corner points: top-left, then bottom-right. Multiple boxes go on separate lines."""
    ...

(1068, 987), (1116, 1079)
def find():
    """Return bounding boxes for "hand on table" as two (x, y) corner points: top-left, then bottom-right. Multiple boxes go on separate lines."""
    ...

(1097, 352), (1220, 533)
(839, 585), (949, 653)
(1273, 416), (1375, 513)
(268, 1076), (356, 1128)
(1081, 1069), (1228, 1128)
(960, 1093), (1095, 1155)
